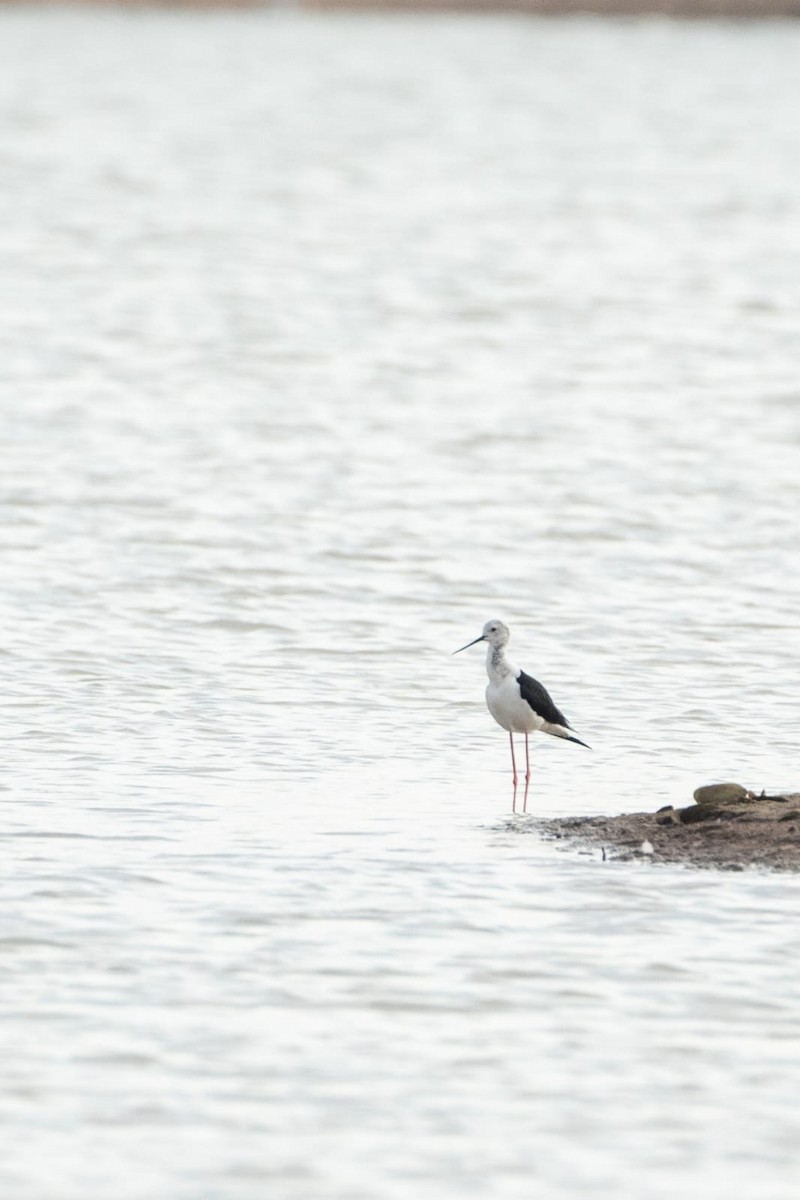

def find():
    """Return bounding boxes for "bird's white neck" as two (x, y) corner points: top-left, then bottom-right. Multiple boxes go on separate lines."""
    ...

(486, 643), (516, 684)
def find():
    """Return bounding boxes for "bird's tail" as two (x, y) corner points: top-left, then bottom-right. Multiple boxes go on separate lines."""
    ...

(565, 734), (591, 749)
(546, 722), (591, 749)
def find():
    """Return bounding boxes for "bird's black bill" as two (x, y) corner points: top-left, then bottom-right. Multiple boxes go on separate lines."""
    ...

(452, 634), (486, 655)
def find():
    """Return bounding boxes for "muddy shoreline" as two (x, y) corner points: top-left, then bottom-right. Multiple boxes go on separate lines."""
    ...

(539, 786), (800, 871)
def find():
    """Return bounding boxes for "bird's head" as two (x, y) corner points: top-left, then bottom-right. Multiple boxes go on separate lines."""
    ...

(453, 619), (510, 654)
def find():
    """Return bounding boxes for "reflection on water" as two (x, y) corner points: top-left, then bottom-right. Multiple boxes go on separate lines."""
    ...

(2, 9), (800, 1199)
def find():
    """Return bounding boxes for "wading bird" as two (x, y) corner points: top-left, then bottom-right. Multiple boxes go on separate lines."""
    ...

(454, 620), (589, 801)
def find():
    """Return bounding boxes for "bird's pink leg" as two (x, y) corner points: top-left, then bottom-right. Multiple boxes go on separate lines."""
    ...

(521, 734), (531, 812)
(509, 733), (518, 786)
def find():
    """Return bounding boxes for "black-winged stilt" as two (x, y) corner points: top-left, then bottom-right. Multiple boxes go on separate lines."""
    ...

(454, 619), (589, 798)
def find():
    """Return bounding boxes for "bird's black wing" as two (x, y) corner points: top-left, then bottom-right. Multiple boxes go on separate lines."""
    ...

(516, 670), (571, 728)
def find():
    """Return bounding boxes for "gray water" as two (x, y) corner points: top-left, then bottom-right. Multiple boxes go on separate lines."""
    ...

(2, 8), (800, 1199)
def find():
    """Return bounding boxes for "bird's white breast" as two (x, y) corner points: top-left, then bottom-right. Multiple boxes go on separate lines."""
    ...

(486, 676), (545, 735)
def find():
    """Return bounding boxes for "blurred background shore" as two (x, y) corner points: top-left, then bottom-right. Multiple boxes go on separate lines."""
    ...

(5, 1), (800, 18)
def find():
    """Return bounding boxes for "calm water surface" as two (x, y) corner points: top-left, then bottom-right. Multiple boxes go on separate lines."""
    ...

(2, 8), (800, 1199)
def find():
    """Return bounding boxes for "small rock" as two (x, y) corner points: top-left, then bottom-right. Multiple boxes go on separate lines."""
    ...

(680, 804), (716, 824)
(693, 783), (750, 806)
(656, 808), (681, 826)
(640, 840), (654, 856)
